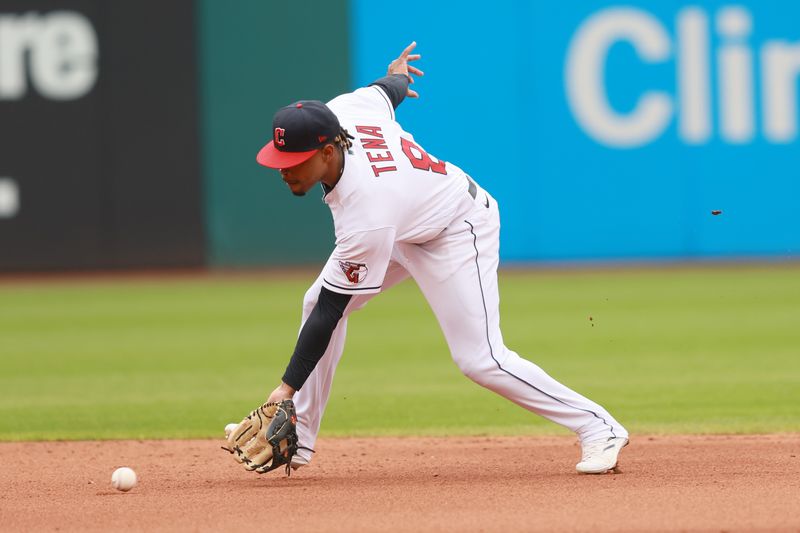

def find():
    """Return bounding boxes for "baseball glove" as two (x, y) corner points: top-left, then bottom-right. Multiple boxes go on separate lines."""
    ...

(222, 399), (299, 476)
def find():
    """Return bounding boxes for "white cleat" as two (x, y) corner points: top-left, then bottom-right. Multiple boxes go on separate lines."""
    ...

(576, 437), (629, 474)
(290, 450), (312, 470)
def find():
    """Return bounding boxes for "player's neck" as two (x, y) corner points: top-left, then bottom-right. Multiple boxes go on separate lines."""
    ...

(320, 147), (345, 189)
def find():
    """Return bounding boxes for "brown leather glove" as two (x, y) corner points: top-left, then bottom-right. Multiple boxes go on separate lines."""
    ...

(222, 399), (299, 476)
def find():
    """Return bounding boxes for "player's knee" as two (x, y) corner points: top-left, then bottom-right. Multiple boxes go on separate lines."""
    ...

(453, 344), (516, 386)
(452, 349), (497, 384)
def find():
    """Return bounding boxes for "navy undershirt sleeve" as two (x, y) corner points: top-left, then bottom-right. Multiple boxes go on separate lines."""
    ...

(281, 287), (352, 391)
(369, 74), (409, 109)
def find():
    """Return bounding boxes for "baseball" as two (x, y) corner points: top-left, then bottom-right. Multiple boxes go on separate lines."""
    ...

(224, 423), (238, 438)
(111, 467), (137, 492)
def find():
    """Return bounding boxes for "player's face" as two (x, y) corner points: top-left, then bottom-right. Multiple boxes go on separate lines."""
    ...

(279, 150), (327, 197)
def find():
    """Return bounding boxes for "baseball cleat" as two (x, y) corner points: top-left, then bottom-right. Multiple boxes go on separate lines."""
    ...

(576, 436), (629, 474)
(289, 449), (312, 470)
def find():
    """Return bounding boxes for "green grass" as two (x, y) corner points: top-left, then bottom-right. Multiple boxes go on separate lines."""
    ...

(1, 264), (799, 441)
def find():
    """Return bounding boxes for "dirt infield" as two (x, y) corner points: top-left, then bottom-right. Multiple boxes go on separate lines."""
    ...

(2, 435), (798, 532)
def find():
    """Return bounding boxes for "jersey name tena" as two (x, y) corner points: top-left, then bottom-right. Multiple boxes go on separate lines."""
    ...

(319, 86), (472, 296)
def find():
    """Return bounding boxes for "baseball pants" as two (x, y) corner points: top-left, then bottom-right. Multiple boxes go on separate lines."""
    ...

(292, 184), (628, 463)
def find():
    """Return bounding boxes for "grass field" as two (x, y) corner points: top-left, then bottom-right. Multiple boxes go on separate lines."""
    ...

(1, 264), (798, 441)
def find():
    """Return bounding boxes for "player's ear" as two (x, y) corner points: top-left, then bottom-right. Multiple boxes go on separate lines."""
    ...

(321, 144), (335, 163)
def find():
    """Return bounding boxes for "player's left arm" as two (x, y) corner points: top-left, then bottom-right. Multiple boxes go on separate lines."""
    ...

(279, 286), (352, 392)
(265, 226), (396, 403)
(222, 285), (352, 475)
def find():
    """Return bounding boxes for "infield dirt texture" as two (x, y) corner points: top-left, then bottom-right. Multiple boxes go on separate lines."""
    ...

(1, 264), (799, 531)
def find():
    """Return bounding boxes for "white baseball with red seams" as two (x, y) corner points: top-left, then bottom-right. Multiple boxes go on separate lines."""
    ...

(292, 84), (628, 469)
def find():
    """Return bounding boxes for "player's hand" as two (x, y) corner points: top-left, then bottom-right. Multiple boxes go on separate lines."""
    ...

(266, 382), (296, 404)
(386, 41), (424, 98)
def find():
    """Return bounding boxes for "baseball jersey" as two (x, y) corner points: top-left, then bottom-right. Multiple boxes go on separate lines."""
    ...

(319, 85), (473, 296)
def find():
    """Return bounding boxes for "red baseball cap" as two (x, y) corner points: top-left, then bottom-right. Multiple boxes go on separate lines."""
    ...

(256, 100), (341, 169)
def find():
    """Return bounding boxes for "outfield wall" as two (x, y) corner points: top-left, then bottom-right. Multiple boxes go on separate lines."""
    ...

(199, 0), (348, 267)
(351, 0), (800, 262)
(0, 0), (204, 270)
(1, 1), (798, 270)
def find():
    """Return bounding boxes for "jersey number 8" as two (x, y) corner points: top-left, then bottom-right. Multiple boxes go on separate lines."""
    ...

(400, 137), (447, 175)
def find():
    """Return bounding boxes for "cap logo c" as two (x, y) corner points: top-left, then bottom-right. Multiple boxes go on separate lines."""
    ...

(274, 127), (286, 146)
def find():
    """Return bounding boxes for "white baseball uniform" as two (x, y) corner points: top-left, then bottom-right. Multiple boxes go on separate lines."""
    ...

(291, 85), (628, 463)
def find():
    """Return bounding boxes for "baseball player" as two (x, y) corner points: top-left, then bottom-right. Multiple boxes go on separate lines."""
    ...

(227, 42), (629, 475)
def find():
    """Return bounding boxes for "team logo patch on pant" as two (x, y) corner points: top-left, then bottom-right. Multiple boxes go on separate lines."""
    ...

(338, 261), (368, 284)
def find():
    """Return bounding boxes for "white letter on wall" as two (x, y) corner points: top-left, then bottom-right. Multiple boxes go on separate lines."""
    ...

(31, 11), (98, 100)
(0, 14), (40, 100)
(0, 178), (20, 219)
(677, 7), (711, 144)
(565, 7), (673, 148)
(762, 41), (800, 143)
(717, 6), (755, 143)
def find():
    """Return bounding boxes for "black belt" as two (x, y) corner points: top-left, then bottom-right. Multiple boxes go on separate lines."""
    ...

(467, 176), (477, 200)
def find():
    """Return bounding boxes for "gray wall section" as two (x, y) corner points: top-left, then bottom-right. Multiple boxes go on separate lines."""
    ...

(0, 0), (204, 271)
(199, 1), (350, 266)
(99, 2), (205, 268)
